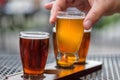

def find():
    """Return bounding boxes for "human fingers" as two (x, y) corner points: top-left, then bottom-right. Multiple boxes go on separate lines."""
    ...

(50, 0), (66, 24)
(83, 1), (105, 29)
(44, 1), (54, 10)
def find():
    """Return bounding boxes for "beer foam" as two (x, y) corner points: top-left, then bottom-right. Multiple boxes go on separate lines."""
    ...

(20, 32), (49, 39)
(84, 28), (92, 32)
(57, 15), (85, 19)
(52, 27), (56, 32)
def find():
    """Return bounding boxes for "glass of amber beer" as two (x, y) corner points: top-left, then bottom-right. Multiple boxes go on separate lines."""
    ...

(76, 29), (91, 64)
(19, 31), (49, 78)
(56, 11), (85, 68)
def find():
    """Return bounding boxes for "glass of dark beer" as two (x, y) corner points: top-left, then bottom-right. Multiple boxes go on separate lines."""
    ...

(75, 29), (91, 64)
(52, 27), (58, 64)
(19, 31), (49, 78)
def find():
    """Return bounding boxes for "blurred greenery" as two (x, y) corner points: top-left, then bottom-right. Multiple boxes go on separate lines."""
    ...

(94, 14), (120, 30)
(0, 13), (120, 32)
(0, 15), (48, 32)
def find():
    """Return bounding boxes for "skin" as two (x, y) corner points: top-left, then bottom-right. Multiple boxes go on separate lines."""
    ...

(45, 0), (120, 29)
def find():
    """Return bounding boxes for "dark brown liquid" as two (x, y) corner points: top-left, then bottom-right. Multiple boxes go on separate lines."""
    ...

(20, 37), (49, 75)
(53, 32), (58, 61)
(78, 32), (90, 63)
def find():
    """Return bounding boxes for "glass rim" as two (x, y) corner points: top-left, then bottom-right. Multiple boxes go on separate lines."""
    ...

(19, 31), (49, 39)
(57, 11), (85, 14)
(84, 28), (92, 32)
(52, 27), (56, 32)
(57, 11), (85, 19)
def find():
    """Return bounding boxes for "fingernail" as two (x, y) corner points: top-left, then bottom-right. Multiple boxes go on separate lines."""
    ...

(84, 20), (92, 29)
(50, 16), (55, 24)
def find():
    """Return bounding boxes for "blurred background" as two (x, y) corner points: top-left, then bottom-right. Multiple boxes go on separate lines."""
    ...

(0, 0), (120, 79)
(0, 0), (51, 54)
(0, 0), (120, 56)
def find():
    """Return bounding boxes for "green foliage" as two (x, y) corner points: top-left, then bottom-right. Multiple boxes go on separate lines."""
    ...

(94, 14), (120, 30)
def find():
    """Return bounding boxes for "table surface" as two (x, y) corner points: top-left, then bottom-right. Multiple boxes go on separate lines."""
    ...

(6, 60), (102, 80)
(0, 54), (120, 80)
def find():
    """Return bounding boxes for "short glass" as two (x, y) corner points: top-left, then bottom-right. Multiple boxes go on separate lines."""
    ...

(19, 31), (49, 78)
(75, 29), (91, 64)
(55, 11), (85, 68)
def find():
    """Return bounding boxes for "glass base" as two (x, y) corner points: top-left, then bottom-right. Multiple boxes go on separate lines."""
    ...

(74, 61), (87, 65)
(56, 52), (77, 69)
(74, 59), (87, 65)
(22, 74), (45, 80)
(56, 64), (74, 69)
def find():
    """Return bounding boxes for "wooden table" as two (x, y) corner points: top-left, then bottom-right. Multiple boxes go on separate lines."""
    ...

(6, 60), (102, 80)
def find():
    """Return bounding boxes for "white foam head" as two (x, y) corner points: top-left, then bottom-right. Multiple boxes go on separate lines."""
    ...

(84, 28), (92, 32)
(20, 31), (49, 39)
(52, 27), (56, 32)
(57, 16), (85, 19)
(57, 11), (85, 19)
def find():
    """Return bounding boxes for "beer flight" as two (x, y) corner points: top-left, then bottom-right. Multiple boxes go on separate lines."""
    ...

(19, 11), (91, 79)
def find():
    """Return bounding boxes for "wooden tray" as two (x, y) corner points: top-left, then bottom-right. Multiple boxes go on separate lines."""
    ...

(5, 60), (102, 80)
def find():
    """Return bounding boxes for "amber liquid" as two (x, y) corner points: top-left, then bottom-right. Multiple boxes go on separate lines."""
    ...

(56, 17), (84, 53)
(53, 31), (77, 67)
(20, 37), (49, 75)
(77, 32), (90, 63)
(53, 32), (58, 61)
(56, 17), (84, 67)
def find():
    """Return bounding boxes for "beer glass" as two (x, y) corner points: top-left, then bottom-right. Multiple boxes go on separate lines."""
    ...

(56, 11), (85, 68)
(76, 29), (91, 64)
(19, 31), (49, 78)
(52, 27), (58, 64)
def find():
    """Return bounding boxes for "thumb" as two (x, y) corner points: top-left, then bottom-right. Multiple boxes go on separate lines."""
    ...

(83, 3), (105, 29)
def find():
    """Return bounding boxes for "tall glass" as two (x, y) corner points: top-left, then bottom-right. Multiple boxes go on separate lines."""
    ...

(19, 32), (49, 78)
(52, 27), (58, 64)
(76, 29), (91, 64)
(56, 11), (85, 68)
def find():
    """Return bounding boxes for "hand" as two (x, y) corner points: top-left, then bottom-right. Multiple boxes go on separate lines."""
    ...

(45, 0), (120, 29)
